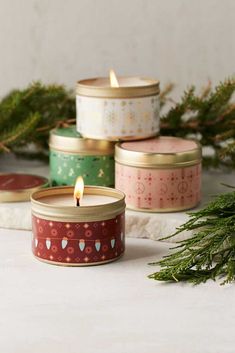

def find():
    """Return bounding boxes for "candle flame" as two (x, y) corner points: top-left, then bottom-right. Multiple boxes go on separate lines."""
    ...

(74, 176), (84, 206)
(109, 69), (119, 87)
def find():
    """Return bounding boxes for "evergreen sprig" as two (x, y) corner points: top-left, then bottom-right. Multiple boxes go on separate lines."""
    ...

(0, 82), (76, 157)
(1, 78), (235, 167)
(148, 190), (235, 285)
(160, 78), (235, 168)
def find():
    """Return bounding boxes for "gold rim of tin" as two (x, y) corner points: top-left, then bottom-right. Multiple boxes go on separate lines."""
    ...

(31, 186), (125, 222)
(80, 132), (160, 142)
(33, 253), (124, 266)
(76, 77), (160, 98)
(0, 177), (49, 203)
(115, 137), (202, 168)
(126, 201), (201, 213)
(50, 129), (115, 155)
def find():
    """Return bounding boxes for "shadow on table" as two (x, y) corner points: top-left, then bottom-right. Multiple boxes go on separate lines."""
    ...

(122, 240), (166, 262)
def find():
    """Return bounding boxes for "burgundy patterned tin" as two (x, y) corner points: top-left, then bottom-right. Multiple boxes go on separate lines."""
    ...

(31, 185), (125, 266)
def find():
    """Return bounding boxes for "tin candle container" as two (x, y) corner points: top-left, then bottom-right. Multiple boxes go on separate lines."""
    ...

(31, 186), (125, 266)
(0, 173), (48, 202)
(49, 126), (115, 186)
(76, 76), (160, 141)
(115, 137), (202, 212)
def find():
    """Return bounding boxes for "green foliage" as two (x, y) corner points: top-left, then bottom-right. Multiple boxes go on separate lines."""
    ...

(160, 78), (235, 168)
(148, 190), (235, 285)
(1, 78), (235, 167)
(0, 82), (76, 156)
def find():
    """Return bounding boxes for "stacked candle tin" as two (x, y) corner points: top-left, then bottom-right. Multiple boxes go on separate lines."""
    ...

(36, 74), (202, 267)
(115, 137), (201, 212)
(75, 75), (202, 212)
(49, 75), (202, 214)
(49, 126), (115, 187)
(76, 76), (160, 141)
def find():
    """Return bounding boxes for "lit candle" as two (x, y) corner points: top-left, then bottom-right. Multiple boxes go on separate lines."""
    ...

(74, 176), (84, 206)
(109, 69), (119, 87)
(31, 179), (125, 266)
(41, 194), (119, 207)
(76, 71), (160, 141)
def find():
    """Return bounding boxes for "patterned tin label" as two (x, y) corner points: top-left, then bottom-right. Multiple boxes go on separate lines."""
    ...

(32, 213), (125, 265)
(115, 163), (201, 211)
(50, 150), (114, 187)
(76, 95), (160, 139)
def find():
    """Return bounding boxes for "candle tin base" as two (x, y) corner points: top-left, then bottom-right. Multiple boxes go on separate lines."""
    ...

(50, 151), (114, 187)
(32, 214), (125, 266)
(79, 132), (159, 142)
(33, 254), (123, 267)
(31, 186), (125, 266)
(115, 163), (201, 212)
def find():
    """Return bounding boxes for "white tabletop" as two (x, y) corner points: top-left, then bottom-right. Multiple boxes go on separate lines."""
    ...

(0, 227), (234, 353)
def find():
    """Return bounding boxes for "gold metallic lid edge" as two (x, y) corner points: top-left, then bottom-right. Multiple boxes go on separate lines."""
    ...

(76, 77), (160, 98)
(79, 132), (159, 142)
(0, 179), (49, 203)
(115, 159), (202, 169)
(49, 144), (114, 156)
(50, 129), (115, 154)
(31, 185), (126, 221)
(115, 137), (202, 167)
(32, 211), (123, 223)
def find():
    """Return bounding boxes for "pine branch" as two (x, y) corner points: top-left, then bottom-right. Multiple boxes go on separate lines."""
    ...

(0, 82), (76, 157)
(148, 190), (235, 284)
(0, 112), (41, 152)
(1, 78), (235, 165)
(160, 78), (235, 168)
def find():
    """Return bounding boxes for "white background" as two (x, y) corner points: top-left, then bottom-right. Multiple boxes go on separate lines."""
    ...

(0, 0), (234, 98)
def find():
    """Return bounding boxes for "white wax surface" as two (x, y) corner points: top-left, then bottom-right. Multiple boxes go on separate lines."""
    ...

(40, 194), (118, 207)
(82, 77), (157, 88)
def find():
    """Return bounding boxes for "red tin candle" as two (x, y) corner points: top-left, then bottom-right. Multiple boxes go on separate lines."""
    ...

(115, 136), (202, 212)
(31, 183), (125, 266)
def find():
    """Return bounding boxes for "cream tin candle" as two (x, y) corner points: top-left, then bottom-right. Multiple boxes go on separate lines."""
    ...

(115, 137), (202, 212)
(49, 126), (115, 186)
(76, 76), (160, 141)
(31, 185), (125, 266)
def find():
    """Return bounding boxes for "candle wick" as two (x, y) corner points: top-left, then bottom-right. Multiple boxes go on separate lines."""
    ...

(76, 198), (80, 207)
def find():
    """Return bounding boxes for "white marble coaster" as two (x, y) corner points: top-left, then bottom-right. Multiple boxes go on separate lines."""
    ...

(0, 154), (234, 242)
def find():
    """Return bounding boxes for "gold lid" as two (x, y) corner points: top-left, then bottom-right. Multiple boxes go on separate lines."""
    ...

(115, 137), (202, 168)
(49, 126), (114, 155)
(0, 173), (49, 202)
(31, 186), (125, 222)
(76, 76), (160, 98)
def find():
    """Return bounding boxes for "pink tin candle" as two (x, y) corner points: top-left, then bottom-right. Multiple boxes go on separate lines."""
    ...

(115, 136), (202, 212)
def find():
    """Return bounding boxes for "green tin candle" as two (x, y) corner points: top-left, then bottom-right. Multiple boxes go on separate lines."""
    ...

(49, 126), (115, 187)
